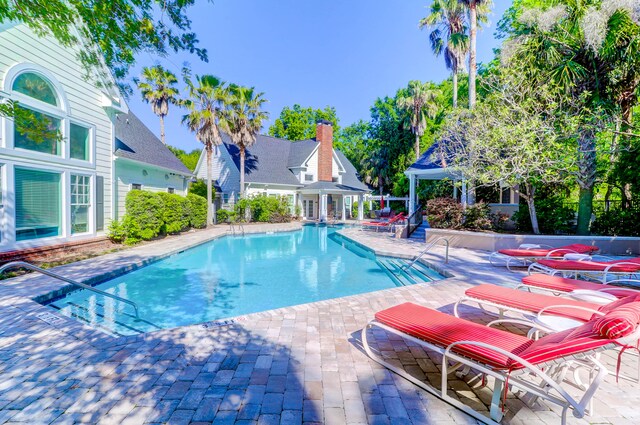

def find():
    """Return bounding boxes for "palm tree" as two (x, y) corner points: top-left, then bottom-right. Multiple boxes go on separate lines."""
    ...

(219, 85), (269, 198)
(397, 81), (440, 159)
(360, 144), (390, 197)
(420, 0), (468, 108)
(459, 0), (492, 109)
(137, 65), (179, 145)
(182, 74), (228, 227)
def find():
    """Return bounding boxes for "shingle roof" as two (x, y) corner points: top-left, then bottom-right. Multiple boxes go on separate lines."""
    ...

(114, 111), (191, 175)
(406, 141), (448, 171)
(221, 133), (367, 190)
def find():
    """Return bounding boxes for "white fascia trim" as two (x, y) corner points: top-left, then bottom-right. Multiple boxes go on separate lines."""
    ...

(115, 156), (193, 177)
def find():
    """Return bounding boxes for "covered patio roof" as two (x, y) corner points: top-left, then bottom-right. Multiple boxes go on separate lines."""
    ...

(300, 181), (369, 195)
(404, 141), (462, 181)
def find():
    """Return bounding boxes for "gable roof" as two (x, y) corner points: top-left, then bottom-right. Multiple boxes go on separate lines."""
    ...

(114, 111), (191, 175)
(211, 133), (367, 189)
(407, 142), (446, 172)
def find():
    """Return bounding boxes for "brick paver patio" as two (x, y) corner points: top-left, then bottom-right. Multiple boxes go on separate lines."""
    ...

(0, 224), (638, 424)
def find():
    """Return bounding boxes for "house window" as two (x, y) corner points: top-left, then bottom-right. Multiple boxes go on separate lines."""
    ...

(12, 72), (59, 106)
(131, 183), (142, 190)
(70, 123), (90, 161)
(167, 187), (175, 194)
(501, 187), (511, 204)
(71, 175), (90, 234)
(14, 106), (62, 156)
(15, 168), (61, 241)
(222, 193), (230, 204)
(304, 174), (313, 182)
(287, 195), (295, 214)
(332, 177), (339, 183)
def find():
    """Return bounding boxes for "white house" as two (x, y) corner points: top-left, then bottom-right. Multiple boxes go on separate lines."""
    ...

(0, 22), (191, 253)
(194, 121), (369, 221)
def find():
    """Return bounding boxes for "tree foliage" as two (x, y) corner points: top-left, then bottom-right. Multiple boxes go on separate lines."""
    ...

(137, 65), (179, 145)
(167, 146), (201, 171)
(0, 0), (207, 92)
(268, 104), (339, 140)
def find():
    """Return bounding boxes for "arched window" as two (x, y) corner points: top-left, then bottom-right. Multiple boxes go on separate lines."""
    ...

(12, 72), (59, 106)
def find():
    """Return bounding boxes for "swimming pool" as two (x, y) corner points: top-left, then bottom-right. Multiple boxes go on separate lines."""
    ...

(47, 225), (443, 335)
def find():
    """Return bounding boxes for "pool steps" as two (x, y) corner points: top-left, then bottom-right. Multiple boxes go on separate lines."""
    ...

(376, 257), (441, 286)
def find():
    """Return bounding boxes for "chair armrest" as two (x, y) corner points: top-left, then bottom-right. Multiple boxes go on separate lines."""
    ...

(604, 262), (640, 273)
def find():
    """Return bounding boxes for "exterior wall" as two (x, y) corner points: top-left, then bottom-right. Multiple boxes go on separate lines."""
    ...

(195, 144), (240, 204)
(114, 159), (188, 219)
(425, 228), (640, 255)
(0, 23), (116, 251)
(303, 150), (318, 183)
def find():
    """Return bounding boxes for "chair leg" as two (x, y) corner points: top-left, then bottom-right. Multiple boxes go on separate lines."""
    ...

(489, 378), (505, 422)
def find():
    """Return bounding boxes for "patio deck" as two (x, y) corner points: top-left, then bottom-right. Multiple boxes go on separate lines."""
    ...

(0, 224), (637, 424)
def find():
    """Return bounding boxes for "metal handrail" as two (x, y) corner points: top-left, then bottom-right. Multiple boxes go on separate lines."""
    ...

(0, 261), (140, 319)
(228, 222), (244, 236)
(405, 204), (423, 238)
(402, 237), (449, 269)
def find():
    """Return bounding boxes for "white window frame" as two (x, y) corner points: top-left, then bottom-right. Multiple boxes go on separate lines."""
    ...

(70, 173), (93, 235)
(131, 183), (142, 190)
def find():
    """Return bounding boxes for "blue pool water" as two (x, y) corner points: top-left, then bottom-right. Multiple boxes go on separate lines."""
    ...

(48, 225), (443, 335)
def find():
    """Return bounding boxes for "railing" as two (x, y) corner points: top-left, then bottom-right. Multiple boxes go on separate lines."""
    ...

(228, 222), (245, 236)
(402, 237), (449, 269)
(0, 261), (140, 318)
(405, 204), (424, 238)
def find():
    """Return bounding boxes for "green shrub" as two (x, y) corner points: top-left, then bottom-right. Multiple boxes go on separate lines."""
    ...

(188, 179), (216, 199)
(123, 190), (165, 241)
(187, 193), (207, 228)
(426, 197), (464, 229)
(107, 219), (126, 243)
(463, 202), (493, 231)
(157, 192), (190, 234)
(216, 209), (236, 223)
(234, 195), (291, 223)
(352, 201), (370, 218)
(513, 196), (574, 234)
(592, 208), (640, 236)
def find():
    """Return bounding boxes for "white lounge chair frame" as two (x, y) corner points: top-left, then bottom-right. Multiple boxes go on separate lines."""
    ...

(489, 245), (586, 272)
(528, 261), (640, 283)
(362, 319), (618, 425)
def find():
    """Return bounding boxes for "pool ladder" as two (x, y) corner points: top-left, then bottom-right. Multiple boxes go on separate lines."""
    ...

(0, 261), (140, 319)
(228, 222), (245, 236)
(402, 237), (449, 270)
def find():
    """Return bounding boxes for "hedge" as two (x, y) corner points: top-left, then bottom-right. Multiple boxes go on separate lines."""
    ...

(109, 190), (208, 244)
(235, 195), (292, 223)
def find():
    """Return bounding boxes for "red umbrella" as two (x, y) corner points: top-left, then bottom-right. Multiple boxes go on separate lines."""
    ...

(380, 195), (385, 209)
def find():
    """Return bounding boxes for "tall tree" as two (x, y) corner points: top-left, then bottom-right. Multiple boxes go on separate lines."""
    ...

(137, 65), (179, 145)
(220, 85), (269, 198)
(268, 104), (339, 140)
(459, 0), (493, 108)
(397, 81), (440, 159)
(182, 74), (227, 227)
(360, 143), (391, 197)
(0, 0), (207, 91)
(504, 0), (640, 234)
(420, 0), (469, 107)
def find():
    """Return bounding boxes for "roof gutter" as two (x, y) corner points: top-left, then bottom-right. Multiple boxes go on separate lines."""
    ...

(115, 156), (193, 177)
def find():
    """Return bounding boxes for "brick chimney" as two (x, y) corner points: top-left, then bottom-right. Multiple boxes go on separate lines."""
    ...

(316, 120), (333, 182)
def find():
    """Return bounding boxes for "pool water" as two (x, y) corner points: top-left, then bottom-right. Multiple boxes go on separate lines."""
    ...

(48, 225), (443, 335)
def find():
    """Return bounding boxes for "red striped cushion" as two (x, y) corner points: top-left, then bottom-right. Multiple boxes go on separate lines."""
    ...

(465, 284), (598, 322)
(597, 294), (640, 314)
(537, 258), (640, 272)
(522, 274), (609, 293)
(498, 244), (598, 258)
(593, 302), (640, 339)
(374, 303), (533, 369)
(518, 321), (611, 366)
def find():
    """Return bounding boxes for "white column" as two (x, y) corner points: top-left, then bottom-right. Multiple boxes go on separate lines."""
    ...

(341, 196), (346, 220)
(461, 181), (468, 207)
(453, 184), (458, 200)
(320, 192), (328, 222)
(409, 173), (416, 216)
(358, 194), (364, 220)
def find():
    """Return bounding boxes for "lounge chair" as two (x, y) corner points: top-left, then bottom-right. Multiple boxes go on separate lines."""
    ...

(362, 301), (640, 425)
(360, 213), (405, 232)
(489, 243), (599, 271)
(516, 274), (640, 299)
(528, 257), (640, 283)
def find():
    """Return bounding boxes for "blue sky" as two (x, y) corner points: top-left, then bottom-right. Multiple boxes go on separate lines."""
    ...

(127, 0), (512, 152)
